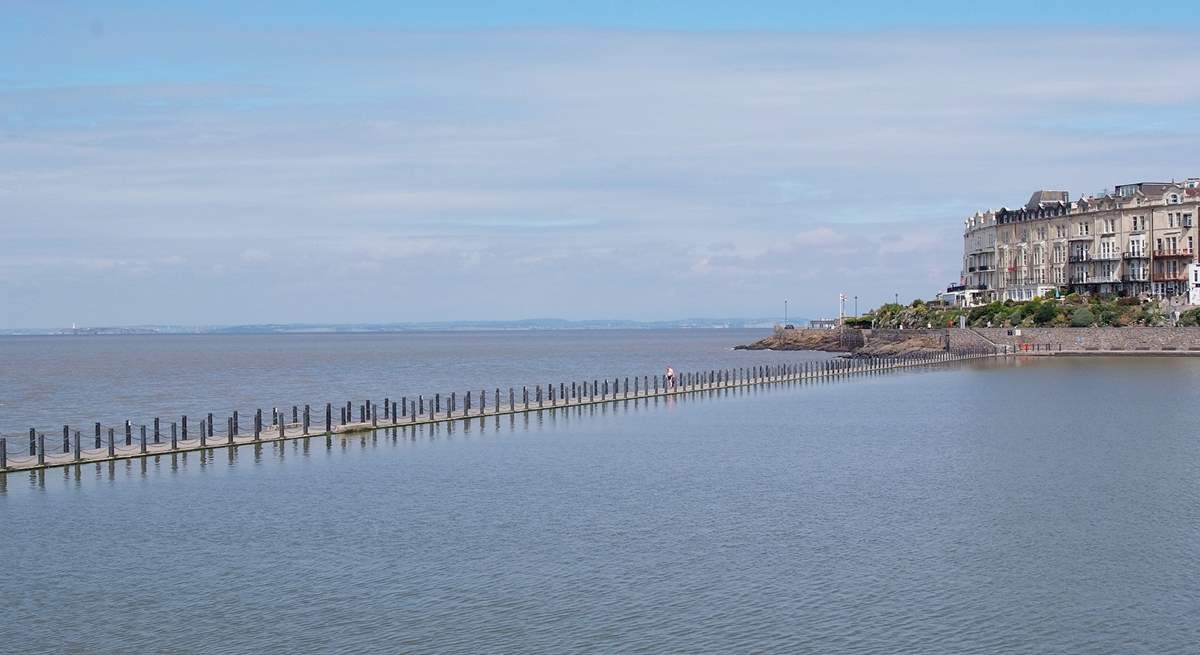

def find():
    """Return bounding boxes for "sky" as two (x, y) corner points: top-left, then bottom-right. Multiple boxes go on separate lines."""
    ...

(4, 2), (1200, 328)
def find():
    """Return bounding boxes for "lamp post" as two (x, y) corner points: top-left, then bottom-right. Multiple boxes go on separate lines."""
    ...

(854, 295), (858, 316)
(784, 299), (788, 325)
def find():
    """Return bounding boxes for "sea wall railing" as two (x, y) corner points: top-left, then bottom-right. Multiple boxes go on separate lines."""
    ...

(0, 347), (1002, 473)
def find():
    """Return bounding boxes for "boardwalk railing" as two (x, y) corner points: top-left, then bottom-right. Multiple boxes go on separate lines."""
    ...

(0, 348), (1002, 473)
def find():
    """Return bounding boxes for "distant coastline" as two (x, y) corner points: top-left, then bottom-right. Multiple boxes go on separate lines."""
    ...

(0, 318), (788, 337)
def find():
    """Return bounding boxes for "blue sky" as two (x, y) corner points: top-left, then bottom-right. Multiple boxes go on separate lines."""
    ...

(3, 2), (1200, 327)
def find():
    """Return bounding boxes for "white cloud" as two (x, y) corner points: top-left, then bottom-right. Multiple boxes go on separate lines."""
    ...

(3, 27), (1200, 325)
(239, 249), (273, 263)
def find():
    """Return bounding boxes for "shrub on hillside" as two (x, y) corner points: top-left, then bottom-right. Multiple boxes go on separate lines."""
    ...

(1070, 307), (1095, 327)
(1033, 303), (1058, 326)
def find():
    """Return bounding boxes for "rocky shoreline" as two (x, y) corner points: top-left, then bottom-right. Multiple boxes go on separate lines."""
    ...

(735, 328), (948, 358)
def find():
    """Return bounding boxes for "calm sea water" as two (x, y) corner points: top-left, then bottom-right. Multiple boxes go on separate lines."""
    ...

(0, 329), (830, 436)
(2, 334), (1199, 653)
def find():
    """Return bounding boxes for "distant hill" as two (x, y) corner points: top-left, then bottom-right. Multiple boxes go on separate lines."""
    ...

(0, 318), (794, 336)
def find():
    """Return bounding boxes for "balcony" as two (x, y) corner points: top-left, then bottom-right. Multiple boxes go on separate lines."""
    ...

(1151, 272), (1188, 282)
(977, 265), (992, 271)
(1092, 252), (1121, 261)
(1122, 251), (1149, 260)
(1154, 248), (1193, 258)
(1123, 272), (1149, 282)
(1067, 234), (1095, 241)
(1067, 253), (1090, 263)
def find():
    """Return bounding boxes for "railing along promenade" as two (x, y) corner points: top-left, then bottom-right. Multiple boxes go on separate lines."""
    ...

(0, 348), (1002, 473)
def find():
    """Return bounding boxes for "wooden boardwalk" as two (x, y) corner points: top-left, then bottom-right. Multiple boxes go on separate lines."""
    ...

(0, 350), (1000, 473)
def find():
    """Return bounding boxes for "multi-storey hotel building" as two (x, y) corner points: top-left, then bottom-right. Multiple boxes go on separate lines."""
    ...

(952, 179), (1200, 306)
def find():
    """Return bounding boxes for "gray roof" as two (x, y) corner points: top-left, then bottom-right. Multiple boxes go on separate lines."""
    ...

(1025, 190), (1069, 209)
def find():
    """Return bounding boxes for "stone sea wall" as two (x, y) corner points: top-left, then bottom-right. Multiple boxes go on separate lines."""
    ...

(968, 327), (1200, 353)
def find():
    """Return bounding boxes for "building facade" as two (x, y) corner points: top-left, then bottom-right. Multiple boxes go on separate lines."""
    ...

(953, 179), (1200, 305)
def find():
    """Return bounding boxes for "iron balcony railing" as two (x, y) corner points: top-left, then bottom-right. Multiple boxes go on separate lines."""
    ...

(1153, 248), (1193, 258)
(1151, 272), (1188, 282)
(1123, 251), (1148, 259)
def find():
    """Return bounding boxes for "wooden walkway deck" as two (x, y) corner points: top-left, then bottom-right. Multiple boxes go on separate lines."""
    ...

(0, 350), (1000, 473)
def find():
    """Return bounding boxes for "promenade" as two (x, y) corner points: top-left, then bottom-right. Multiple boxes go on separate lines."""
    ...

(0, 349), (998, 473)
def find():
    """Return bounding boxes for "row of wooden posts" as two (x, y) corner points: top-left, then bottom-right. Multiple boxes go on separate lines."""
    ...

(0, 348), (1002, 471)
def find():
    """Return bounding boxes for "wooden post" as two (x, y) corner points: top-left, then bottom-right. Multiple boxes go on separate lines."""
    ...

(0, 438), (6, 469)
(326, 403), (332, 434)
(63, 425), (69, 453)
(108, 428), (115, 457)
(37, 433), (45, 466)
(293, 405), (299, 424)
(233, 410), (239, 435)
(278, 415), (285, 439)
(418, 395), (424, 415)
(126, 420), (132, 446)
(199, 422), (206, 449)
(29, 428), (35, 456)
(181, 416), (188, 441)
(436, 393), (441, 415)
(171, 422), (178, 450)
(371, 403), (377, 427)
(73, 431), (81, 461)
(480, 390), (486, 416)
(227, 417), (234, 445)
(303, 405), (311, 435)
(140, 426), (147, 454)
(94, 422), (102, 448)
(392, 401), (398, 425)
(466, 391), (472, 415)
(254, 409), (262, 441)
(207, 413), (214, 438)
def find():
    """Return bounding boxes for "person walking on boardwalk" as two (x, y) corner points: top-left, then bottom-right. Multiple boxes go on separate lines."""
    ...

(666, 366), (676, 389)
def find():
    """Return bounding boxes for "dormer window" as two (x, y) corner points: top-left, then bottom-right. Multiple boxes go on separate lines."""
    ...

(1170, 194), (1180, 204)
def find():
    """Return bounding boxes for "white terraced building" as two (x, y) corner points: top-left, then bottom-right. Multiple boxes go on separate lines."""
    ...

(950, 179), (1200, 306)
